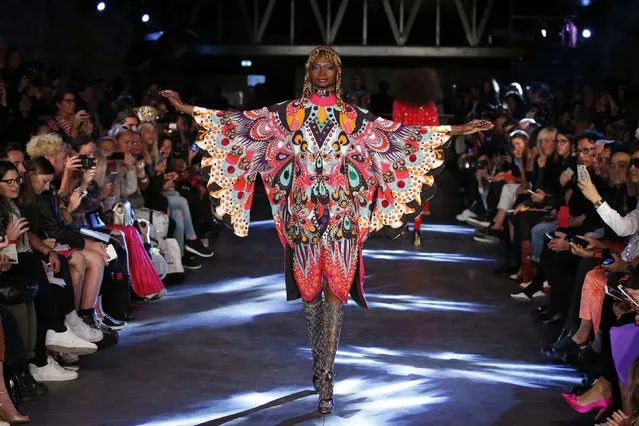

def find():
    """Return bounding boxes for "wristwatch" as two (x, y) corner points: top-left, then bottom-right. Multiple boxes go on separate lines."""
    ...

(594, 199), (604, 208)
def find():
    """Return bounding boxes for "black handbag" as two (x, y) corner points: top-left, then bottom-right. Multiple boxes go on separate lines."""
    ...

(0, 274), (39, 305)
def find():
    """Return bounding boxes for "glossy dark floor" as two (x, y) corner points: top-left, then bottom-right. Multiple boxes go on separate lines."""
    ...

(26, 175), (595, 425)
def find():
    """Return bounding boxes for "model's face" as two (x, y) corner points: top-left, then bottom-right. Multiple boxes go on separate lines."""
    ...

(310, 61), (337, 89)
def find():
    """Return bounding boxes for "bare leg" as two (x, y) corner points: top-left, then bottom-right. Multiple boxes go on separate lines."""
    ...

(576, 377), (612, 405)
(571, 319), (594, 346)
(68, 251), (86, 309)
(0, 361), (28, 422)
(491, 209), (507, 230)
(79, 249), (105, 310)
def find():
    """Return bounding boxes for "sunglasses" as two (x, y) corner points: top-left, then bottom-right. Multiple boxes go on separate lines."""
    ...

(630, 158), (639, 169)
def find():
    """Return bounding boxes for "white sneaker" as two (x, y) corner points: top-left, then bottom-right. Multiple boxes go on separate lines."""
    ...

(456, 209), (478, 222)
(510, 292), (533, 302)
(65, 311), (103, 343)
(466, 217), (492, 229)
(29, 356), (78, 382)
(531, 291), (546, 298)
(45, 329), (97, 355)
(519, 280), (532, 289)
(55, 352), (80, 371)
(543, 281), (551, 292)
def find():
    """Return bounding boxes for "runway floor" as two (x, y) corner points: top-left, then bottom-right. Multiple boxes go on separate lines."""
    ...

(26, 174), (598, 425)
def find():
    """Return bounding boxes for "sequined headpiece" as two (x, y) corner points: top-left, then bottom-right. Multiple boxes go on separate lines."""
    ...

(301, 45), (343, 107)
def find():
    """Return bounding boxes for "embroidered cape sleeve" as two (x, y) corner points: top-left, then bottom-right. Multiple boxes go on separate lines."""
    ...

(192, 106), (279, 236)
(351, 113), (451, 236)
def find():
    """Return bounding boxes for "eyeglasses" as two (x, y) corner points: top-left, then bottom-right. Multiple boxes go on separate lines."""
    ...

(0, 177), (23, 187)
(578, 147), (595, 155)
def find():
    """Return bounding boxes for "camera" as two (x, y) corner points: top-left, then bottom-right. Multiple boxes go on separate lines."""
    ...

(78, 155), (96, 169)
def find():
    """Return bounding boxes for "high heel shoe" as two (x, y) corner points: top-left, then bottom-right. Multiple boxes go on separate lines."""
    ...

(562, 393), (613, 420)
(0, 391), (29, 424)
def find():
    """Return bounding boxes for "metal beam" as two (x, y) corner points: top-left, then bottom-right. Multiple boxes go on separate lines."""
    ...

(255, 0), (277, 43)
(381, 0), (402, 45)
(454, 0), (476, 46)
(238, 0), (255, 42)
(193, 44), (524, 58)
(476, 0), (495, 45)
(328, 0), (350, 44)
(403, 0), (423, 46)
(289, 0), (295, 45)
(308, 0), (329, 44)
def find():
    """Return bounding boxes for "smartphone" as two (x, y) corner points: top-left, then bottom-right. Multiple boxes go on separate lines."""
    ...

(107, 152), (125, 161)
(527, 189), (536, 195)
(577, 164), (588, 182)
(601, 255), (616, 266)
(545, 232), (556, 240)
(190, 143), (199, 153)
(78, 155), (96, 169)
(565, 234), (589, 249)
(108, 172), (118, 183)
(605, 285), (625, 302)
(617, 285), (639, 308)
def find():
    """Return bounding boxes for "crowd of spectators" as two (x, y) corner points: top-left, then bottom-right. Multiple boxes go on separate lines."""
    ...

(0, 43), (217, 423)
(452, 78), (639, 425)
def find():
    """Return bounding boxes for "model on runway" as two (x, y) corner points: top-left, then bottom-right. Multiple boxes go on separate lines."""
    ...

(161, 46), (491, 414)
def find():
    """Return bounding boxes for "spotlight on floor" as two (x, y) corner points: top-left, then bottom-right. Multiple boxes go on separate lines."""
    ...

(582, 28), (592, 38)
(141, 13), (150, 23)
(96, 1), (106, 11)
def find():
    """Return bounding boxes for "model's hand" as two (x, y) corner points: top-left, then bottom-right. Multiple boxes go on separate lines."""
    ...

(161, 90), (184, 109)
(453, 120), (493, 135)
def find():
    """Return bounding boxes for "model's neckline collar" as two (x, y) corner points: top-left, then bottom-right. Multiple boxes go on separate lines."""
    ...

(309, 92), (337, 106)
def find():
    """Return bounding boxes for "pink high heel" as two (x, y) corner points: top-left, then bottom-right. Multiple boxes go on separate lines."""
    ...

(562, 393), (613, 420)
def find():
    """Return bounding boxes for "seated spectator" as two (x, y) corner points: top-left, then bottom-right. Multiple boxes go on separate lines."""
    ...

(0, 160), (97, 382)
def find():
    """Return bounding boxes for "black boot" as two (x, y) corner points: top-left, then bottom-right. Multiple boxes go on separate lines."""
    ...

(303, 301), (323, 391)
(3, 365), (22, 406)
(317, 302), (343, 414)
(14, 362), (48, 403)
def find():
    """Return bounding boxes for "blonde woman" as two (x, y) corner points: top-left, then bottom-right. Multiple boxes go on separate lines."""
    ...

(139, 122), (159, 167)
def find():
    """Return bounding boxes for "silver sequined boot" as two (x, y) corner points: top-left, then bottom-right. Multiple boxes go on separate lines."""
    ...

(303, 301), (324, 391)
(317, 302), (343, 414)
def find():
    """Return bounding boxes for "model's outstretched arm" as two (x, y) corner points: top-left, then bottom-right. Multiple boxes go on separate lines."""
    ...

(160, 89), (280, 238)
(160, 90), (194, 115)
(450, 119), (493, 135)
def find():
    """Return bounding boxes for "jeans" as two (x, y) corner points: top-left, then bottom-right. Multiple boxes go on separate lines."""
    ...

(164, 190), (197, 253)
(531, 221), (556, 263)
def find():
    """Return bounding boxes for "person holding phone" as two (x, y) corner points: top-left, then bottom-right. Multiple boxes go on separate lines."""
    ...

(53, 90), (90, 138)
(0, 160), (98, 382)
